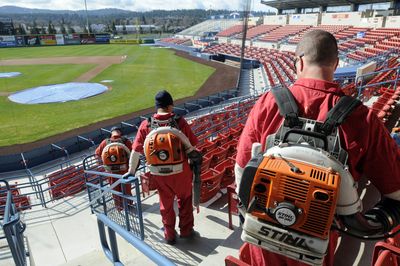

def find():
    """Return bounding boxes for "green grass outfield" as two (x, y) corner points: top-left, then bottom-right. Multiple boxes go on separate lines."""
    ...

(0, 44), (215, 147)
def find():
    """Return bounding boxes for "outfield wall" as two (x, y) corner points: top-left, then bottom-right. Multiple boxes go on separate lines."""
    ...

(0, 34), (154, 48)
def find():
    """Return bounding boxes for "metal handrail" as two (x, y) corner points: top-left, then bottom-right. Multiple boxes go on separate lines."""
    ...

(97, 213), (175, 266)
(0, 180), (28, 266)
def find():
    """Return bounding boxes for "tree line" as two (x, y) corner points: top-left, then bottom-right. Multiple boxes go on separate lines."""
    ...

(0, 9), (272, 35)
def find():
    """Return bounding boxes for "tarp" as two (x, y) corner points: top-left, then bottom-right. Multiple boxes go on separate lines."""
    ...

(0, 72), (21, 78)
(8, 82), (108, 104)
(334, 65), (362, 79)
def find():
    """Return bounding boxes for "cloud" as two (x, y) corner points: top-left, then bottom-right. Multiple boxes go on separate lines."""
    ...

(0, 0), (275, 12)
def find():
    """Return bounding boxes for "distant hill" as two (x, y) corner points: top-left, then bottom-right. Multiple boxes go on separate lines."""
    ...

(0, 5), (269, 34)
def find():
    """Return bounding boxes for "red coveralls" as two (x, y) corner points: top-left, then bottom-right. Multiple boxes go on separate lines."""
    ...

(236, 78), (400, 266)
(132, 113), (199, 241)
(95, 136), (133, 210)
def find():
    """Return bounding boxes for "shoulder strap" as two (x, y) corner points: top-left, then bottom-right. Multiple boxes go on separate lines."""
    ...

(172, 114), (181, 130)
(319, 96), (361, 136)
(148, 115), (180, 130)
(271, 86), (302, 128)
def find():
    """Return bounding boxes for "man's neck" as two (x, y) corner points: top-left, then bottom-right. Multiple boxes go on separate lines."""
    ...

(299, 65), (334, 82)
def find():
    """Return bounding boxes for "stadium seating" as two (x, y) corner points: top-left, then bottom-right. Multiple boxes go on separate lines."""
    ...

(199, 169), (223, 203)
(178, 19), (239, 36)
(289, 25), (350, 44)
(259, 25), (310, 42)
(217, 25), (254, 38)
(234, 24), (281, 40)
(47, 166), (85, 200)
(160, 37), (191, 45)
(372, 226), (400, 266)
(227, 183), (239, 230)
(0, 184), (31, 214)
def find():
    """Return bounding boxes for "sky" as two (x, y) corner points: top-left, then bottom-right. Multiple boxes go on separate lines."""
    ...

(0, 0), (276, 12)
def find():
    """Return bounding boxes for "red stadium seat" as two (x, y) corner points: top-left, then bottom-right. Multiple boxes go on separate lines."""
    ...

(200, 169), (223, 203)
(214, 158), (235, 189)
(206, 147), (229, 168)
(372, 242), (400, 266)
(227, 183), (239, 230)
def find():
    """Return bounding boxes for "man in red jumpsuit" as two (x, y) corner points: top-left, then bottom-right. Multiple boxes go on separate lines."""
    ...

(95, 126), (133, 210)
(126, 90), (199, 245)
(235, 30), (400, 265)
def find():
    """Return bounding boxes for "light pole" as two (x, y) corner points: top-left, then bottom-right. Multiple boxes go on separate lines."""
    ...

(84, 0), (90, 34)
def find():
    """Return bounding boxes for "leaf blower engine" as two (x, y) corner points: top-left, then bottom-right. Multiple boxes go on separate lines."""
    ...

(238, 88), (400, 266)
(239, 137), (400, 265)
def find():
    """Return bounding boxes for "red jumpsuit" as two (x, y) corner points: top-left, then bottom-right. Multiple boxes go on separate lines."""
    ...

(132, 113), (198, 241)
(236, 78), (400, 266)
(95, 136), (133, 210)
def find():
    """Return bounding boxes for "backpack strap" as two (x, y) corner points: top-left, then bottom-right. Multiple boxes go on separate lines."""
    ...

(148, 114), (180, 130)
(319, 96), (361, 136)
(271, 86), (302, 128)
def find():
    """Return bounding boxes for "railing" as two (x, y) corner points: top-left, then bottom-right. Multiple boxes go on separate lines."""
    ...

(96, 214), (175, 266)
(82, 167), (174, 265)
(0, 180), (29, 266)
(356, 64), (400, 101)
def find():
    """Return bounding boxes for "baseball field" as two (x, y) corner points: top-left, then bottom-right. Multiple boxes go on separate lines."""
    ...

(0, 44), (217, 147)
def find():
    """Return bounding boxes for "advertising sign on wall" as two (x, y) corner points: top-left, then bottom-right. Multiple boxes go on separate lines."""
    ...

(80, 34), (96, 44)
(15, 35), (25, 46)
(0, 35), (16, 47)
(95, 34), (110, 43)
(40, 35), (57, 46)
(25, 36), (40, 46)
(55, 34), (65, 45)
(64, 34), (81, 45)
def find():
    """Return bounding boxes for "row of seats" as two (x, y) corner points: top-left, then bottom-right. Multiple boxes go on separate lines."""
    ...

(217, 25), (253, 38)
(235, 24), (281, 40)
(335, 27), (371, 41)
(46, 165), (85, 200)
(160, 37), (191, 45)
(204, 43), (296, 87)
(370, 87), (400, 123)
(289, 24), (350, 44)
(259, 25), (310, 42)
(0, 184), (31, 215)
(346, 29), (400, 61)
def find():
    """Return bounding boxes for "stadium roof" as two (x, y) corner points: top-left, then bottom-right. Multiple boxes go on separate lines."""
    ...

(261, 0), (391, 9)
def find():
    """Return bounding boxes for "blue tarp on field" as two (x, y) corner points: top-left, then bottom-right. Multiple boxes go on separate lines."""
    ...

(8, 82), (108, 104)
(0, 72), (21, 78)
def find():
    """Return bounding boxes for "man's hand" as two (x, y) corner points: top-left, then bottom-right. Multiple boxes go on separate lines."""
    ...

(122, 172), (133, 179)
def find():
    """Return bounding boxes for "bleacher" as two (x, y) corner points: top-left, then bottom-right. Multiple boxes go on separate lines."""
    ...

(258, 25), (311, 42)
(204, 43), (296, 87)
(235, 24), (281, 40)
(216, 25), (254, 38)
(346, 28), (400, 61)
(177, 19), (240, 37)
(288, 25), (350, 44)
(159, 37), (191, 45)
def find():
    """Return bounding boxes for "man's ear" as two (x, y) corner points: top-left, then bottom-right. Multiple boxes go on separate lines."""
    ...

(299, 56), (305, 72)
(334, 57), (339, 71)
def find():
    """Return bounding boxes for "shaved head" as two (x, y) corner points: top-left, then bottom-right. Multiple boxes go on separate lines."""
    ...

(296, 30), (338, 67)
